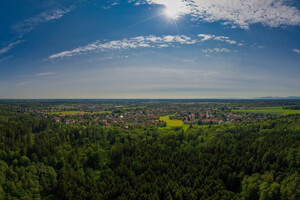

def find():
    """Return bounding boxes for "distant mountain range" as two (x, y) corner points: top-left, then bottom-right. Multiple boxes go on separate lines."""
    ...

(255, 96), (300, 99)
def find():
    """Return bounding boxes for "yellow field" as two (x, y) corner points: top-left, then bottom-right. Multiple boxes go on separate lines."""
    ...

(159, 115), (184, 127)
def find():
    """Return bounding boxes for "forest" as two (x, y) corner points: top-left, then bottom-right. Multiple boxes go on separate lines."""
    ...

(0, 103), (299, 200)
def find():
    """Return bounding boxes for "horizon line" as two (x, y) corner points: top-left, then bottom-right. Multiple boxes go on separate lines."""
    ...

(1, 97), (300, 101)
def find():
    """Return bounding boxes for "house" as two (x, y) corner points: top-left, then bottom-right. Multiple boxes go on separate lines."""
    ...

(202, 119), (219, 124)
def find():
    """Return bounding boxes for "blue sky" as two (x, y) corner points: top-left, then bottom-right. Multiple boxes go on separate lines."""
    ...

(1, 0), (300, 99)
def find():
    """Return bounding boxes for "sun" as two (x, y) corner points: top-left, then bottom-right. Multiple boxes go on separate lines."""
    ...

(164, 6), (180, 19)
(162, 0), (186, 19)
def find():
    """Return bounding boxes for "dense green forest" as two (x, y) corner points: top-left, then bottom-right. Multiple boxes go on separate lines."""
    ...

(0, 106), (299, 200)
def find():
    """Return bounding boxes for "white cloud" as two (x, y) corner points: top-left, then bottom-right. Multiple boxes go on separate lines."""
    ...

(198, 34), (214, 41)
(49, 34), (208, 59)
(158, 44), (169, 48)
(137, 0), (300, 29)
(0, 40), (25, 55)
(197, 34), (242, 45)
(202, 48), (231, 53)
(292, 49), (300, 54)
(12, 6), (74, 36)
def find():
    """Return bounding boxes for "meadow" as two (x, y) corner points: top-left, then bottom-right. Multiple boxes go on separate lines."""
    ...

(232, 106), (300, 114)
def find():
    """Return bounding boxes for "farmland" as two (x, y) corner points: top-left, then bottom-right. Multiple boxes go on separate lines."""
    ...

(232, 106), (300, 114)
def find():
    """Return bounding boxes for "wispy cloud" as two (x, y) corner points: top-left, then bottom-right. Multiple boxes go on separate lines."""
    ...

(16, 80), (39, 87)
(0, 40), (25, 55)
(36, 72), (54, 76)
(1, 6), (74, 55)
(21, 72), (55, 78)
(12, 6), (74, 37)
(292, 49), (300, 54)
(49, 34), (241, 59)
(102, 0), (120, 9)
(0, 55), (13, 63)
(137, 0), (300, 29)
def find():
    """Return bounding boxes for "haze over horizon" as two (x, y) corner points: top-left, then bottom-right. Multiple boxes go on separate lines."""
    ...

(1, 0), (300, 99)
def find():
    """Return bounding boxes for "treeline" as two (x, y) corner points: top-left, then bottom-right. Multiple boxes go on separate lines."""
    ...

(283, 105), (300, 110)
(0, 110), (299, 199)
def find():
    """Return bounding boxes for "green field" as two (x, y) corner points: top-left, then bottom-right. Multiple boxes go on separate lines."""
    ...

(49, 111), (112, 115)
(94, 111), (112, 114)
(232, 107), (300, 115)
(49, 111), (87, 115)
(159, 115), (189, 130)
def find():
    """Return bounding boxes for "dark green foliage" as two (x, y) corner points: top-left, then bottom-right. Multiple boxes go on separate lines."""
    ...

(0, 105), (299, 199)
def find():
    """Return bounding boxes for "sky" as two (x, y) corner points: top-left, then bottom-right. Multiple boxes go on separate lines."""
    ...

(0, 0), (300, 99)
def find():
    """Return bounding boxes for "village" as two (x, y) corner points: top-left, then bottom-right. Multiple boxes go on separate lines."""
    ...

(24, 101), (279, 129)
